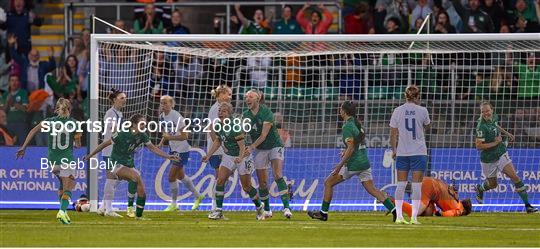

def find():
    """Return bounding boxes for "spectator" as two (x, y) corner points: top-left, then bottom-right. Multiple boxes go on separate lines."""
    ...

(213, 15), (242, 34)
(174, 54), (203, 100)
(134, 0), (173, 30)
(77, 49), (89, 99)
(344, 3), (370, 34)
(2, 74), (28, 145)
(0, 0), (42, 55)
(0, 109), (16, 145)
(411, 17), (427, 33)
(514, 52), (539, 100)
(432, 11), (457, 33)
(410, 0), (432, 29)
(0, 41), (11, 93)
(8, 33), (56, 93)
(451, 0), (494, 32)
(385, 17), (404, 33)
(70, 38), (86, 61)
(273, 5), (303, 34)
(166, 9), (190, 34)
(134, 4), (164, 34)
(247, 57), (271, 88)
(113, 20), (126, 33)
(235, 4), (272, 34)
(296, 3), (333, 34)
(45, 55), (79, 100)
(482, 0), (505, 32)
(510, 0), (540, 32)
(500, 22), (511, 32)
(150, 51), (171, 96)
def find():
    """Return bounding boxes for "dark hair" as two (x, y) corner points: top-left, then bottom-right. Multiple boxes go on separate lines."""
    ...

(461, 198), (472, 216)
(354, 3), (368, 15)
(388, 17), (401, 27)
(283, 5), (293, 11)
(129, 114), (145, 127)
(64, 55), (79, 78)
(341, 101), (366, 144)
(108, 88), (124, 103)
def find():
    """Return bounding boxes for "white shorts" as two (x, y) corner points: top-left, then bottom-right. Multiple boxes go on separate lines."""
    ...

(52, 164), (76, 178)
(254, 147), (284, 170)
(221, 154), (254, 176)
(481, 152), (512, 178)
(339, 167), (373, 182)
(111, 164), (140, 179)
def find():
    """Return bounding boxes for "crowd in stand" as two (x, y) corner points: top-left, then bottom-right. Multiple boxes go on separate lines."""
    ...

(0, 0), (539, 146)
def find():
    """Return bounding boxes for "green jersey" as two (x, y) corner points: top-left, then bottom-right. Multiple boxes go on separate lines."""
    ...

(45, 116), (76, 165)
(242, 105), (283, 150)
(2, 89), (29, 123)
(240, 21), (270, 34)
(217, 125), (243, 157)
(342, 117), (370, 171)
(110, 131), (150, 167)
(476, 115), (507, 163)
(514, 63), (540, 98)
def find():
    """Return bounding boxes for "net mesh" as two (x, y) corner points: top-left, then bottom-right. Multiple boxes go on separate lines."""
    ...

(94, 36), (540, 212)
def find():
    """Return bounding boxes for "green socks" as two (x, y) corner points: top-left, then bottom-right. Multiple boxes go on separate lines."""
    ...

(135, 196), (146, 217)
(275, 177), (290, 209)
(247, 187), (261, 208)
(382, 198), (395, 211)
(215, 185), (225, 209)
(479, 181), (494, 192)
(514, 181), (530, 205)
(128, 181), (137, 207)
(321, 201), (330, 213)
(259, 188), (270, 211)
(60, 191), (71, 211)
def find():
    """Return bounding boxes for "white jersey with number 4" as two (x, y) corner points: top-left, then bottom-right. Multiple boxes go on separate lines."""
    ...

(389, 102), (431, 156)
(102, 107), (123, 157)
(160, 110), (191, 153)
(206, 102), (224, 156)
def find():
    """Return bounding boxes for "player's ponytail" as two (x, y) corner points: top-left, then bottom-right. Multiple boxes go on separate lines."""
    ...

(55, 98), (71, 117)
(405, 85), (420, 102)
(341, 101), (365, 145)
(108, 88), (123, 103)
(211, 85), (231, 100)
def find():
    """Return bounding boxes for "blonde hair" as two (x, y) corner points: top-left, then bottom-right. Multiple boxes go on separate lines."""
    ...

(55, 98), (71, 117)
(405, 85), (420, 101)
(211, 85), (231, 99)
(160, 95), (175, 108)
(220, 102), (234, 114)
(245, 89), (264, 104)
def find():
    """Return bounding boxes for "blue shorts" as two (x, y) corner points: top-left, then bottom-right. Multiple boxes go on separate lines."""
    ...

(396, 155), (428, 172)
(170, 151), (189, 167)
(208, 155), (222, 169)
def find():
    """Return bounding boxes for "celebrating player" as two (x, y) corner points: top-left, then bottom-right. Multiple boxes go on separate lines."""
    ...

(84, 114), (179, 220)
(389, 85), (431, 224)
(474, 101), (537, 213)
(308, 101), (397, 221)
(243, 89), (292, 219)
(202, 102), (265, 220)
(206, 85), (232, 212)
(397, 177), (472, 217)
(16, 98), (82, 224)
(97, 88), (127, 217)
(159, 95), (204, 212)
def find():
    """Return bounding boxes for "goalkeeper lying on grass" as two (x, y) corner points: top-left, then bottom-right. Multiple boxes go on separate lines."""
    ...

(391, 177), (472, 217)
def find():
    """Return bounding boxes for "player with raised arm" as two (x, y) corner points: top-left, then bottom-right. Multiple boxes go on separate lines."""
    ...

(389, 85), (431, 225)
(84, 114), (179, 220)
(207, 85), (232, 212)
(243, 89), (291, 219)
(398, 177), (473, 217)
(16, 98), (81, 224)
(307, 101), (397, 221)
(202, 102), (265, 220)
(474, 101), (537, 213)
(97, 88), (126, 218)
(159, 95), (204, 212)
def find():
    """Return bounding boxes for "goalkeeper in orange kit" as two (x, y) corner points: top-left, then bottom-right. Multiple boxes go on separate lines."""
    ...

(396, 177), (472, 217)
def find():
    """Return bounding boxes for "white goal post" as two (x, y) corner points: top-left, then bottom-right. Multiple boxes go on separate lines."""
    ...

(89, 33), (540, 212)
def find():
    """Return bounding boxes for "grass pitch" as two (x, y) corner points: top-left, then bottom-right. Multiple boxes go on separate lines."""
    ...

(1, 210), (539, 247)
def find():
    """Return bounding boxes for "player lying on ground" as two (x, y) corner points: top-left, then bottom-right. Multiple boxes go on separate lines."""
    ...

(390, 85), (431, 225)
(158, 95), (204, 212)
(202, 102), (265, 220)
(243, 89), (292, 219)
(396, 177), (472, 217)
(206, 85), (233, 212)
(97, 88), (128, 218)
(308, 101), (397, 222)
(474, 101), (537, 213)
(16, 98), (81, 224)
(84, 114), (179, 220)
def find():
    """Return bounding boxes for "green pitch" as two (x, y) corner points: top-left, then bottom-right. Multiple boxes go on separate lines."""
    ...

(1, 210), (539, 247)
